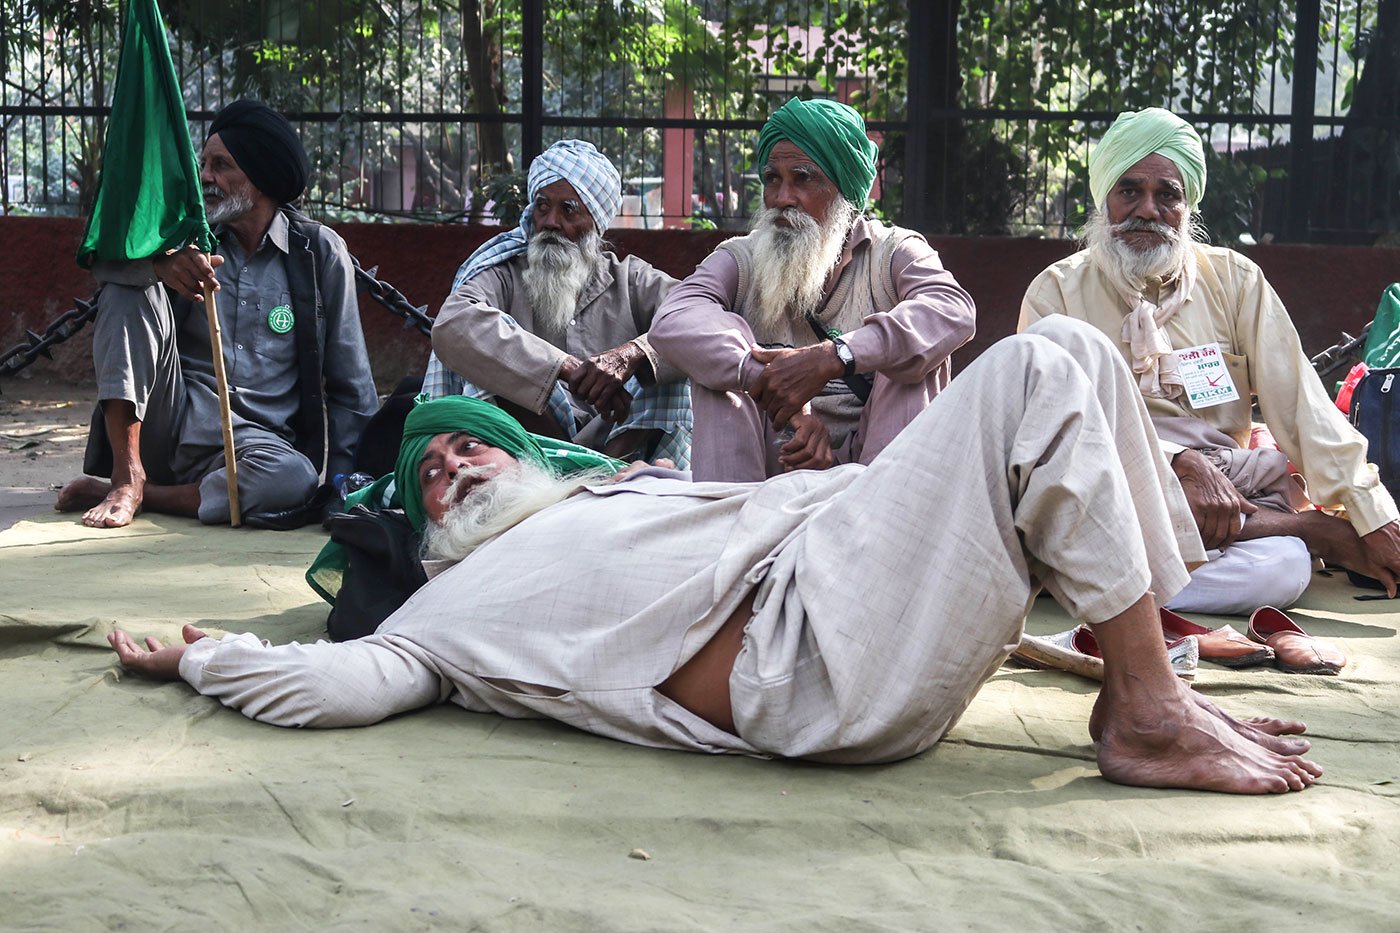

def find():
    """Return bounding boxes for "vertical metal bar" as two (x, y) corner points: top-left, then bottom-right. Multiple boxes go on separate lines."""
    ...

(521, 0), (543, 166)
(901, 0), (933, 232)
(1286, 0), (1321, 241)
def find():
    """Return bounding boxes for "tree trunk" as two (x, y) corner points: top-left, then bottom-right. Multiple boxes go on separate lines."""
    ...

(462, 0), (512, 221)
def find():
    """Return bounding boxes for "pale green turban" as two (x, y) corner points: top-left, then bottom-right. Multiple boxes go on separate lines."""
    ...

(1088, 108), (1207, 210)
(757, 97), (879, 208)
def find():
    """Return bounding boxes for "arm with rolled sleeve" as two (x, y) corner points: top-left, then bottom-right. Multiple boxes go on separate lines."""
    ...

(1236, 259), (1399, 534)
(649, 249), (764, 391)
(838, 238), (976, 381)
(179, 632), (453, 728)
(431, 264), (570, 414)
(316, 228), (379, 479)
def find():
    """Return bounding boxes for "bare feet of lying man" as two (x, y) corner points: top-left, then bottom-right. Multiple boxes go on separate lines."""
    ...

(1091, 675), (1321, 794)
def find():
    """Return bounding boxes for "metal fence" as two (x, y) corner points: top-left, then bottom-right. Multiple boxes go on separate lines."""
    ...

(3, 0), (1395, 243)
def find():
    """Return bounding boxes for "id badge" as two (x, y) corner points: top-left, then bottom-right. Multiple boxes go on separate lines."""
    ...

(1175, 342), (1240, 409)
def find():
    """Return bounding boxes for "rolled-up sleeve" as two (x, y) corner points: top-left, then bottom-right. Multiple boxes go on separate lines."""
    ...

(650, 249), (759, 392)
(839, 238), (976, 382)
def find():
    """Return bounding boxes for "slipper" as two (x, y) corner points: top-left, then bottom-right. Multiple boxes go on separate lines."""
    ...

(1015, 625), (1197, 681)
(1247, 606), (1346, 675)
(1159, 607), (1274, 668)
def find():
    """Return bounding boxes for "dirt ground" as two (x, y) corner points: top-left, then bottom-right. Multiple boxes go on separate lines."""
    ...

(0, 374), (93, 489)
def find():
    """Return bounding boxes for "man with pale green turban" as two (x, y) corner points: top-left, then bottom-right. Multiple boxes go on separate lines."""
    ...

(652, 96), (975, 481)
(1021, 106), (1400, 620)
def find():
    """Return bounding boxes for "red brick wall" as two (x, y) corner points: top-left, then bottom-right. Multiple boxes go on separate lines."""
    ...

(2, 216), (1395, 389)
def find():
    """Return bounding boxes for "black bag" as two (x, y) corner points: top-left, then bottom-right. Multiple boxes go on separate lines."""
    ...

(324, 505), (429, 641)
(1347, 367), (1400, 589)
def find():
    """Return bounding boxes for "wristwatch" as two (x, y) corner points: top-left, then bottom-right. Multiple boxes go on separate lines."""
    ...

(831, 337), (856, 378)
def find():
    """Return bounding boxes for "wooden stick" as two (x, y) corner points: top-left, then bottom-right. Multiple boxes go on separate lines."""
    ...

(202, 277), (241, 527)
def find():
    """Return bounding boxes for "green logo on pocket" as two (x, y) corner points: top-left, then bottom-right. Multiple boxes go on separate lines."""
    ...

(267, 305), (294, 334)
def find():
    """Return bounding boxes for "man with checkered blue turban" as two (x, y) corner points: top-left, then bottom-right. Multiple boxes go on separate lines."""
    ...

(425, 139), (691, 467)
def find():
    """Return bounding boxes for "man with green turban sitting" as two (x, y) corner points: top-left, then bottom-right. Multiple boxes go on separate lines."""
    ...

(652, 96), (976, 481)
(108, 316), (1324, 795)
(1021, 107), (1400, 618)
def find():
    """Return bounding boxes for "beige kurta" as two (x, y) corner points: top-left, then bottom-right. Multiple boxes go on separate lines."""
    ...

(1020, 244), (1399, 535)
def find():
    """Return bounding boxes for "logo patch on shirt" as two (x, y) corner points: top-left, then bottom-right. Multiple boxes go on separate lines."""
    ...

(267, 305), (295, 334)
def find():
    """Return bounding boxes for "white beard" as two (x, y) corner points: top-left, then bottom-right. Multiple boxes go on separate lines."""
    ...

(1083, 208), (1199, 292)
(421, 459), (607, 563)
(204, 182), (255, 225)
(522, 228), (604, 334)
(746, 198), (857, 335)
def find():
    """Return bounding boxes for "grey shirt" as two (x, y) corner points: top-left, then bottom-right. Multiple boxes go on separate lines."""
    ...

(431, 252), (681, 415)
(95, 212), (377, 478)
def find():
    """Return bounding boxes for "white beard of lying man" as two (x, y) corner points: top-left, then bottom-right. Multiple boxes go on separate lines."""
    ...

(522, 228), (606, 335)
(422, 461), (609, 563)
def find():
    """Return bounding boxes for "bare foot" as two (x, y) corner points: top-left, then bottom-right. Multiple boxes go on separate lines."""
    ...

(1190, 692), (1312, 756)
(55, 476), (111, 512)
(1090, 685), (1310, 754)
(1092, 679), (1322, 794)
(57, 477), (144, 528)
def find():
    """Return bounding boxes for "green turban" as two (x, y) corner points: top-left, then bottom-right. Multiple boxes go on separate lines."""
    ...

(307, 396), (624, 605)
(1088, 108), (1207, 211)
(757, 97), (879, 208)
(394, 395), (624, 533)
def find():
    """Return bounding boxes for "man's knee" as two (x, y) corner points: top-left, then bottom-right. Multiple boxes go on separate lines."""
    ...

(1023, 315), (1117, 356)
(197, 446), (318, 523)
(1169, 535), (1312, 614)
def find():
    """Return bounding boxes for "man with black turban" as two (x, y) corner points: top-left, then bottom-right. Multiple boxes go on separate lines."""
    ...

(651, 97), (976, 481)
(57, 100), (378, 529)
(1021, 108), (1400, 624)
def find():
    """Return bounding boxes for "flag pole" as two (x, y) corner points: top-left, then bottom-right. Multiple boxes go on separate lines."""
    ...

(202, 278), (241, 526)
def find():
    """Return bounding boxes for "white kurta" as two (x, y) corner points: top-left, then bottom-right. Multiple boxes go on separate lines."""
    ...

(181, 318), (1198, 765)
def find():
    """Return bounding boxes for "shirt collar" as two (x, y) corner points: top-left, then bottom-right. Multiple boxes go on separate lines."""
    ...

(214, 209), (290, 257)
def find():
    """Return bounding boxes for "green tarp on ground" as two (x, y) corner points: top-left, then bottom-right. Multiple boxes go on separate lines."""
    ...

(1, 509), (1398, 929)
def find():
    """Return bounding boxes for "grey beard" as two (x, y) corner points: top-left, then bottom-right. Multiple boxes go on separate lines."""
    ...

(1083, 209), (1199, 289)
(522, 228), (604, 334)
(746, 198), (857, 336)
(204, 183), (254, 225)
(421, 459), (606, 563)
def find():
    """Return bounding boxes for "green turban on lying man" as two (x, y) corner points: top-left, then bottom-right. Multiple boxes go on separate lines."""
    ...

(1088, 107), (1208, 211)
(393, 395), (624, 533)
(308, 395), (624, 606)
(757, 96), (879, 208)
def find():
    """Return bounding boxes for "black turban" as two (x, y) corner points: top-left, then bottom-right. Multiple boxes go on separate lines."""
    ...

(207, 100), (309, 205)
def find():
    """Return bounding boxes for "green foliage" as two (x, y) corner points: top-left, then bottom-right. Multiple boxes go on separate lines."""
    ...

(482, 169), (529, 224)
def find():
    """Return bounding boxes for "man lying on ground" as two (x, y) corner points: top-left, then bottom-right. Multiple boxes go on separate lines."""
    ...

(650, 97), (974, 481)
(57, 100), (377, 529)
(1020, 107), (1400, 613)
(109, 319), (1320, 794)
(426, 139), (691, 465)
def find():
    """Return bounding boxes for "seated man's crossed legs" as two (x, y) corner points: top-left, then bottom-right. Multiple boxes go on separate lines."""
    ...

(56, 283), (318, 527)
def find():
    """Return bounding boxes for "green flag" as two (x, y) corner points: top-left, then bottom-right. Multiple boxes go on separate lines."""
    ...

(76, 0), (213, 268)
